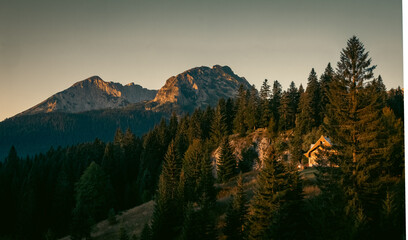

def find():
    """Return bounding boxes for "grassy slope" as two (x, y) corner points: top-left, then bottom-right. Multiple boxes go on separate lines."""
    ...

(59, 200), (154, 240)
(59, 169), (319, 240)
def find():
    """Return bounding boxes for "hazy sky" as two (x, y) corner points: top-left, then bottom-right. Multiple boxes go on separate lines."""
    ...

(0, 0), (403, 121)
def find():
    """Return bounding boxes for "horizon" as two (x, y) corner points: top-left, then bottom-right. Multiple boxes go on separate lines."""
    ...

(0, 0), (403, 121)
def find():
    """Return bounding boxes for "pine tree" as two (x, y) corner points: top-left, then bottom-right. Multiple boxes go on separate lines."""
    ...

(387, 86), (404, 121)
(320, 63), (334, 119)
(181, 139), (204, 202)
(279, 91), (291, 131)
(288, 81), (300, 127)
(217, 137), (237, 183)
(211, 99), (229, 144)
(122, 129), (142, 208)
(150, 141), (183, 240)
(234, 84), (248, 136)
(188, 109), (203, 142)
(179, 203), (198, 240)
(296, 68), (321, 134)
(119, 224), (130, 240)
(174, 115), (190, 159)
(224, 174), (248, 240)
(169, 112), (179, 138)
(71, 162), (113, 239)
(247, 151), (289, 240)
(225, 98), (236, 135)
(197, 142), (216, 209)
(310, 162), (347, 240)
(102, 142), (125, 209)
(275, 162), (306, 240)
(244, 86), (260, 132)
(260, 79), (272, 128)
(298, 84), (304, 95)
(140, 223), (151, 240)
(202, 106), (215, 140)
(114, 128), (125, 146)
(52, 164), (74, 236)
(325, 36), (391, 236)
(271, 80), (282, 133)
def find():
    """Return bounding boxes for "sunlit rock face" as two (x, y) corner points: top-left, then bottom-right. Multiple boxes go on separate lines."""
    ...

(19, 76), (157, 116)
(148, 65), (251, 111)
(18, 65), (250, 116)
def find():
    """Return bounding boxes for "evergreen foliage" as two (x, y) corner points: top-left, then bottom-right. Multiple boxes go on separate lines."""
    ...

(247, 151), (289, 240)
(181, 139), (205, 202)
(387, 86), (404, 121)
(244, 86), (260, 132)
(150, 141), (183, 240)
(71, 162), (113, 239)
(140, 223), (152, 240)
(319, 63), (334, 119)
(217, 137), (237, 183)
(239, 146), (258, 173)
(260, 79), (272, 128)
(211, 99), (229, 144)
(296, 69), (321, 134)
(234, 84), (248, 136)
(279, 81), (299, 131)
(271, 80), (282, 133)
(223, 174), (248, 240)
(324, 36), (403, 238)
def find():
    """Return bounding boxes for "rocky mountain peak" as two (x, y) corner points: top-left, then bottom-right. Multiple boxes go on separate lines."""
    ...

(18, 76), (157, 116)
(148, 65), (250, 111)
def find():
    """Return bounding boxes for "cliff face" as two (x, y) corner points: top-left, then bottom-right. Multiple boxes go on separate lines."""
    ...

(18, 76), (157, 116)
(148, 65), (251, 111)
(210, 129), (295, 178)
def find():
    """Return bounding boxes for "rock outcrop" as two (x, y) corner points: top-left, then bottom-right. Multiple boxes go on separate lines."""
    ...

(147, 65), (251, 111)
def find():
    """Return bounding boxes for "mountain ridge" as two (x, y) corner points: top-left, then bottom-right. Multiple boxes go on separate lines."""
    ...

(17, 76), (158, 116)
(1, 65), (251, 159)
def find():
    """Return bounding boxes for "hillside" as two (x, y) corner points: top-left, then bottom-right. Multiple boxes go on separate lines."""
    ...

(58, 171), (259, 240)
(57, 167), (321, 240)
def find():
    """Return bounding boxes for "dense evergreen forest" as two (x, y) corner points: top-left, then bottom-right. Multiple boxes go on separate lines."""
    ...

(0, 36), (404, 240)
(0, 103), (167, 160)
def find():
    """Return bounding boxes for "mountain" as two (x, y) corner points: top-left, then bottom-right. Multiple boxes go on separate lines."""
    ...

(0, 65), (250, 160)
(146, 65), (251, 111)
(18, 76), (157, 116)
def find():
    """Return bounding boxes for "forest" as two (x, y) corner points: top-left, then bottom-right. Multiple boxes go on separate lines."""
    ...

(0, 36), (404, 240)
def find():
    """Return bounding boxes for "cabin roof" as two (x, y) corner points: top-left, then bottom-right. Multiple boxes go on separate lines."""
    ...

(304, 135), (332, 158)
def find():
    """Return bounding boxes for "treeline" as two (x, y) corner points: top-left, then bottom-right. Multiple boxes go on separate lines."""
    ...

(0, 36), (404, 240)
(0, 103), (167, 160)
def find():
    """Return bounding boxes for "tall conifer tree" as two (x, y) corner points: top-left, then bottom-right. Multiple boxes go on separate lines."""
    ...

(224, 174), (248, 240)
(260, 79), (272, 128)
(247, 151), (289, 240)
(296, 68), (321, 134)
(320, 63), (334, 119)
(234, 85), (248, 136)
(271, 80), (282, 133)
(217, 137), (237, 183)
(150, 141), (183, 240)
(325, 36), (391, 236)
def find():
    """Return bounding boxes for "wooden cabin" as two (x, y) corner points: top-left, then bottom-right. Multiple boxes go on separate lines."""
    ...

(304, 135), (334, 167)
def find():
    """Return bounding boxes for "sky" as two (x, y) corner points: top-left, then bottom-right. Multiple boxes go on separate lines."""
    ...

(0, 0), (403, 121)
